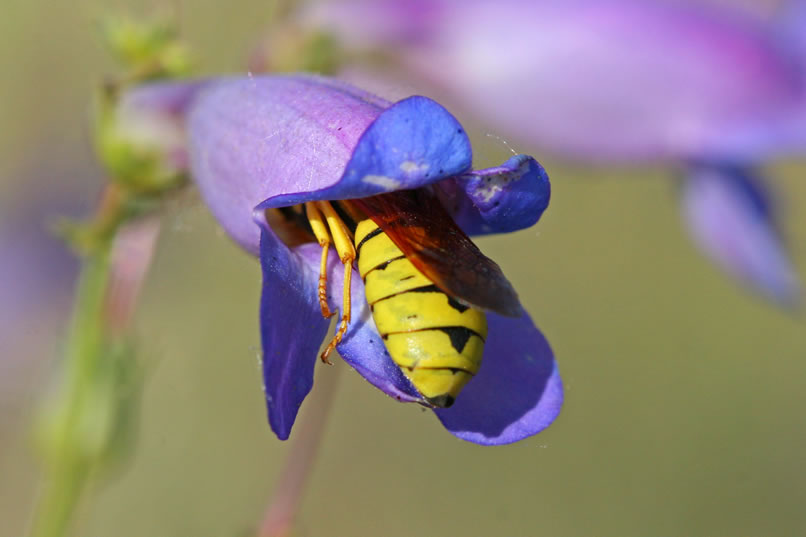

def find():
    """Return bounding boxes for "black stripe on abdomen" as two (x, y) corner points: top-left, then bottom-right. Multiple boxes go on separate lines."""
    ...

(370, 284), (470, 314)
(355, 226), (384, 258)
(362, 255), (406, 278)
(381, 326), (485, 354)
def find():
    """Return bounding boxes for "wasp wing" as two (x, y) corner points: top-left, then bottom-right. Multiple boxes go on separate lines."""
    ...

(352, 189), (522, 317)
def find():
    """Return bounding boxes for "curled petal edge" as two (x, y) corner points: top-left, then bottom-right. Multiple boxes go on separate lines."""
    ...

(255, 94), (473, 212)
(439, 154), (551, 235)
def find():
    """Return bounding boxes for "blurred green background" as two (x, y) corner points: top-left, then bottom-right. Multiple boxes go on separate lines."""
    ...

(1, 1), (805, 536)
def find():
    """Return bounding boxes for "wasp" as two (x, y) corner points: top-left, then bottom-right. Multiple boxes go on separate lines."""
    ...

(278, 188), (520, 408)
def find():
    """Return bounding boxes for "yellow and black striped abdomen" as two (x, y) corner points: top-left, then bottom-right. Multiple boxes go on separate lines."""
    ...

(355, 218), (487, 407)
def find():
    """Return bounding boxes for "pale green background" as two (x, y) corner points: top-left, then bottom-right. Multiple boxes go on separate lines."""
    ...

(1, 1), (804, 536)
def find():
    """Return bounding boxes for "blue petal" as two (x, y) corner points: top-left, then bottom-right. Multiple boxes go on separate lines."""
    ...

(435, 312), (563, 445)
(437, 154), (551, 235)
(256, 95), (473, 210)
(258, 229), (331, 440)
(681, 163), (801, 307)
(336, 312), (424, 403)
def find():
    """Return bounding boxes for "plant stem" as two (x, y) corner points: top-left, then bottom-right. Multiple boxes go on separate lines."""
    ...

(257, 363), (342, 537)
(31, 184), (160, 537)
(31, 237), (112, 537)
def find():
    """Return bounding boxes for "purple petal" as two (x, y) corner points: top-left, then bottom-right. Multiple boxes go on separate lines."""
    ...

(437, 154), (551, 235)
(314, 0), (806, 162)
(780, 1), (806, 65)
(0, 189), (79, 397)
(258, 228), (331, 440)
(258, 95), (472, 208)
(435, 312), (563, 445)
(188, 75), (475, 253)
(304, 0), (447, 48)
(140, 74), (552, 252)
(189, 75), (389, 254)
(119, 79), (211, 116)
(681, 164), (801, 306)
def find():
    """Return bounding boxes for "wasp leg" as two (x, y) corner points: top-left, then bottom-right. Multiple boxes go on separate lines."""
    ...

(316, 201), (356, 364)
(304, 202), (336, 319)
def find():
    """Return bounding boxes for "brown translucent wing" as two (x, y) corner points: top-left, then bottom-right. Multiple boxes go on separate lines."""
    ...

(352, 189), (522, 317)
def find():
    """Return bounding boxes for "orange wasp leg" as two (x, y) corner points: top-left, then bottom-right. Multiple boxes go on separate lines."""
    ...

(304, 202), (336, 319)
(306, 201), (356, 364)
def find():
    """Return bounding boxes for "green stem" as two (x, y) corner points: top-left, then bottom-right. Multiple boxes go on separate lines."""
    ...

(30, 187), (124, 537)
(66, 245), (112, 384)
(30, 16), (192, 536)
(30, 462), (89, 537)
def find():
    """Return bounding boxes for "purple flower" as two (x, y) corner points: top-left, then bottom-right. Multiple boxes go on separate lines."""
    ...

(307, 0), (803, 305)
(0, 178), (80, 414)
(125, 75), (562, 444)
(681, 163), (800, 306)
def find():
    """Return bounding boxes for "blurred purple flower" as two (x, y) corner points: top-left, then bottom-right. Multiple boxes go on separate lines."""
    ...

(308, 0), (803, 306)
(125, 75), (562, 444)
(0, 181), (81, 420)
(682, 163), (800, 306)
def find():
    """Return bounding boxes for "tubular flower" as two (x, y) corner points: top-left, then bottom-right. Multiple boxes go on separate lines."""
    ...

(306, 0), (804, 306)
(124, 75), (562, 445)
